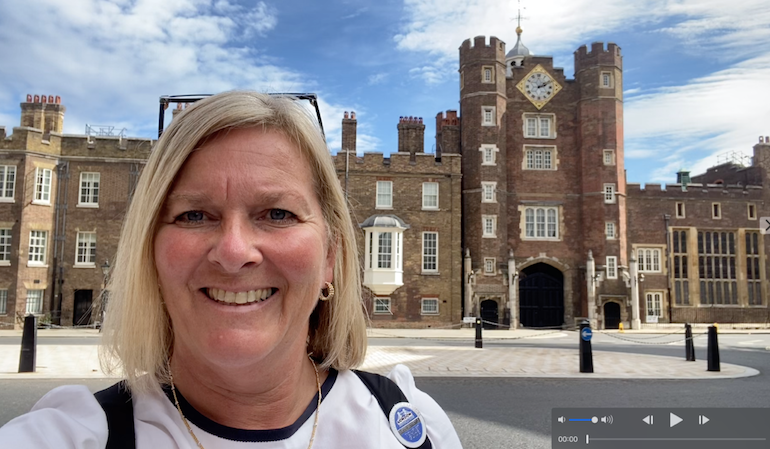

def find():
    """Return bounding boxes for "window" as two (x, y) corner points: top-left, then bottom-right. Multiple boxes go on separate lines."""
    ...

(28, 230), (48, 265)
(524, 147), (554, 170)
(646, 292), (663, 318)
(676, 202), (685, 219)
(604, 184), (616, 204)
(748, 204), (757, 220)
(523, 114), (554, 138)
(482, 66), (494, 83)
(480, 145), (498, 165)
(746, 231), (763, 305)
(376, 181), (392, 208)
(482, 215), (497, 238)
(605, 222), (616, 239)
(638, 248), (662, 273)
(0, 165), (16, 201)
(78, 172), (100, 207)
(76, 232), (97, 266)
(365, 229), (404, 271)
(712, 203), (721, 219)
(26, 289), (44, 315)
(606, 256), (617, 279)
(374, 297), (391, 314)
(601, 71), (613, 88)
(603, 149), (615, 166)
(0, 228), (10, 265)
(422, 232), (438, 272)
(673, 230), (690, 305)
(422, 182), (438, 210)
(697, 231), (737, 305)
(484, 258), (495, 274)
(0, 289), (7, 315)
(481, 182), (496, 203)
(33, 168), (52, 204)
(482, 106), (496, 126)
(524, 207), (559, 239)
(378, 232), (392, 268)
(421, 298), (439, 315)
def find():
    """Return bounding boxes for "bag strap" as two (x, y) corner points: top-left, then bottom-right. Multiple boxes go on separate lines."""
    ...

(353, 370), (433, 449)
(94, 381), (136, 449)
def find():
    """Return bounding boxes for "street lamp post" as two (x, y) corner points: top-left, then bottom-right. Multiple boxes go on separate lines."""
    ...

(100, 260), (111, 329)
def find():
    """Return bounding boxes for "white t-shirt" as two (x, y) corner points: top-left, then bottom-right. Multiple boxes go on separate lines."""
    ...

(0, 365), (462, 449)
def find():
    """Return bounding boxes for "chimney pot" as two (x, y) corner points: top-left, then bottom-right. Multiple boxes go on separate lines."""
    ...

(48, 95), (54, 103)
(26, 94), (32, 102)
(55, 96), (61, 104)
(351, 111), (356, 120)
(34, 95), (39, 103)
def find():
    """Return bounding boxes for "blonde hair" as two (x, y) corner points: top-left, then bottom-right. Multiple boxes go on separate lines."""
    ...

(100, 91), (366, 395)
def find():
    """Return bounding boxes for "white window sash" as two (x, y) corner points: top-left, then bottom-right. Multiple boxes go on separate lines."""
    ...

(422, 182), (438, 209)
(376, 181), (392, 208)
(374, 298), (391, 314)
(422, 232), (438, 272)
(0, 166), (16, 199)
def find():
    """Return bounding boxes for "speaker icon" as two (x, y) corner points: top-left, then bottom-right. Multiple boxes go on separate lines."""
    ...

(600, 415), (614, 424)
(558, 416), (566, 424)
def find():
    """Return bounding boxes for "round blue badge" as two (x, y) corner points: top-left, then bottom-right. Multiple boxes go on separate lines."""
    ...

(388, 402), (427, 448)
(581, 327), (593, 341)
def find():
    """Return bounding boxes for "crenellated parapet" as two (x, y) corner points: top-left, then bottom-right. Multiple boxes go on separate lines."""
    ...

(61, 135), (153, 159)
(333, 151), (460, 175)
(627, 182), (764, 199)
(574, 42), (622, 73)
(459, 36), (506, 65)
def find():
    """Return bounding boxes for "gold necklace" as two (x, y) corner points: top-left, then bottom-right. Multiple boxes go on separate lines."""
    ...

(169, 356), (322, 449)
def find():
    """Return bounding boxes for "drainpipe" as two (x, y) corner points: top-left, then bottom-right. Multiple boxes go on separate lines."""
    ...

(664, 214), (673, 323)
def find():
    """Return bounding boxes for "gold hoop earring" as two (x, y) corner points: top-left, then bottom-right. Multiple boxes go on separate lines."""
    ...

(319, 282), (334, 301)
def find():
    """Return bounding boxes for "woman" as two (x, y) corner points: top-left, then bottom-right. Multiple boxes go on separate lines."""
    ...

(0, 91), (462, 448)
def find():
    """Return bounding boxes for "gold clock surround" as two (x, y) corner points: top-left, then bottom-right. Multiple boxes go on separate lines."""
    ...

(516, 64), (562, 110)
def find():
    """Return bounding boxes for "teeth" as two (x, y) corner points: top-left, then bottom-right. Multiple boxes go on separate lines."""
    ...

(207, 288), (274, 305)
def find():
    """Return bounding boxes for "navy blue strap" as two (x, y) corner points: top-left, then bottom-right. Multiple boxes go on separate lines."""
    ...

(353, 370), (433, 449)
(94, 381), (135, 449)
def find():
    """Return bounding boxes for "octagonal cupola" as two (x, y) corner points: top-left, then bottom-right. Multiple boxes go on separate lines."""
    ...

(506, 25), (531, 75)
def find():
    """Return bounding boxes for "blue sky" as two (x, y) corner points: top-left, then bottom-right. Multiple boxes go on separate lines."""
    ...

(1, 0), (769, 183)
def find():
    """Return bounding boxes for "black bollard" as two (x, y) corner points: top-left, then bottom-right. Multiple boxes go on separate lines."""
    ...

(707, 325), (720, 372)
(579, 320), (594, 373)
(685, 323), (695, 361)
(475, 317), (483, 349)
(18, 314), (37, 373)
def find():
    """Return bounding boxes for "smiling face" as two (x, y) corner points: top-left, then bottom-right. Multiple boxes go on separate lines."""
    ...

(154, 127), (334, 371)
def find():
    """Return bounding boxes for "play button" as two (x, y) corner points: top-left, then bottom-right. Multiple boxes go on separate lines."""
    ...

(670, 413), (683, 428)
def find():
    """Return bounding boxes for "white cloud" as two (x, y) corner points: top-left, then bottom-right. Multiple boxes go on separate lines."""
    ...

(368, 73), (389, 85)
(316, 99), (381, 154)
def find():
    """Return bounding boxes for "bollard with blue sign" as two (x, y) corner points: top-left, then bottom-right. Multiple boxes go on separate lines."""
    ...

(579, 320), (594, 373)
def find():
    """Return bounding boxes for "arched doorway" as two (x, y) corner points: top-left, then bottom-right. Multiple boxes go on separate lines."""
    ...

(480, 299), (499, 329)
(604, 302), (621, 329)
(519, 263), (564, 328)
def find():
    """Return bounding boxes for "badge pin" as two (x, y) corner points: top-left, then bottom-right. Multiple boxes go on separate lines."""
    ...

(388, 402), (427, 448)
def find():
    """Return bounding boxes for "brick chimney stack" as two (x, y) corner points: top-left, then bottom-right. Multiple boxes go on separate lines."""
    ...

(341, 111), (357, 153)
(21, 94), (65, 139)
(435, 110), (460, 158)
(397, 116), (425, 161)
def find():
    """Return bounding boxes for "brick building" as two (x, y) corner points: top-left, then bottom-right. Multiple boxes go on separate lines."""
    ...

(0, 95), (151, 329)
(452, 29), (770, 329)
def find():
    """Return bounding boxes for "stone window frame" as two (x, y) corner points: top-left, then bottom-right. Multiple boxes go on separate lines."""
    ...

(482, 215), (497, 238)
(601, 71), (614, 88)
(0, 228), (11, 265)
(0, 289), (6, 315)
(482, 106), (496, 127)
(484, 257), (496, 275)
(375, 180), (393, 209)
(78, 172), (100, 208)
(603, 149), (615, 166)
(0, 165), (16, 202)
(373, 297), (391, 315)
(637, 247), (663, 273)
(711, 202), (721, 219)
(523, 145), (557, 170)
(422, 182), (439, 210)
(421, 232), (438, 273)
(522, 113), (556, 139)
(481, 182), (497, 203)
(75, 231), (97, 267)
(645, 291), (665, 319)
(676, 202), (686, 219)
(480, 144), (498, 166)
(606, 256), (618, 279)
(605, 222), (616, 240)
(33, 168), (52, 205)
(748, 203), (757, 220)
(481, 66), (495, 84)
(522, 206), (560, 241)
(28, 230), (48, 267)
(421, 298), (439, 315)
(604, 183), (616, 204)
(26, 289), (44, 315)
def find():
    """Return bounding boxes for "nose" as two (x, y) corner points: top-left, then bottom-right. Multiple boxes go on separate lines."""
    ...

(207, 217), (263, 272)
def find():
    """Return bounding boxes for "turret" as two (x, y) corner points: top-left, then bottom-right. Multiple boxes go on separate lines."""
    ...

(20, 94), (65, 139)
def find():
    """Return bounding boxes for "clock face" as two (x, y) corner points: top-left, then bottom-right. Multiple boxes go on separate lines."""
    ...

(516, 65), (562, 109)
(524, 72), (554, 101)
